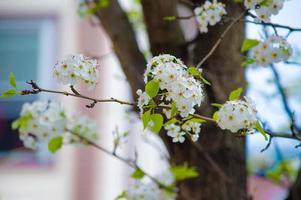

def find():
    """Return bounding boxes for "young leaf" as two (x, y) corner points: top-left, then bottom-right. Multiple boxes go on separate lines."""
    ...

(199, 74), (211, 85)
(213, 111), (219, 121)
(228, 87), (243, 101)
(241, 39), (260, 52)
(150, 113), (164, 133)
(131, 168), (145, 179)
(142, 110), (151, 129)
(1, 89), (19, 98)
(9, 72), (17, 88)
(255, 121), (268, 141)
(164, 118), (178, 126)
(48, 136), (63, 154)
(170, 164), (199, 181)
(115, 191), (126, 200)
(184, 118), (206, 125)
(145, 80), (159, 98)
(241, 58), (255, 67)
(163, 16), (176, 21)
(187, 67), (201, 77)
(170, 101), (178, 118)
(211, 103), (223, 108)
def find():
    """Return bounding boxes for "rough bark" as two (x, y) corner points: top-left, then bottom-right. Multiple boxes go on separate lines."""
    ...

(94, 0), (146, 96)
(286, 168), (301, 200)
(141, 0), (187, 60)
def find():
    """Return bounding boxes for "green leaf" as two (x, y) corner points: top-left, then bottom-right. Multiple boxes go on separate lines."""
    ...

(11, 114), (32, 130)
(184, 118), (206, 125)
(164, 118), (178, 126)
(48, 136), (63, 154)
(1, 88), (19, 98)
(170, 164), (199, 181)
(241, 58), (256, 67)
(228, 87), (243, 101)
(115, 191), (126, 200)
(187, 67), (201, 77)
(255, 121), (268, 141)
(199, 74), (211, 85)
(211, 103), (223, 108)
(145, 80), (159, 98)
(213, 111), (219, 121)
(131, 168), (145, 179)
(163, 16), (176, 21)
(9, 72), (17, 88)
(142, 110), (151, 129)
(187, 67), (211, 85)
(241, 39), (260, 52)
(150, 113), (164, 133)
(170, 101), (178, 118)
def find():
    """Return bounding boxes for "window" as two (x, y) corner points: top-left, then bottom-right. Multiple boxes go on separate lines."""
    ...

(0, 17), (57, 166)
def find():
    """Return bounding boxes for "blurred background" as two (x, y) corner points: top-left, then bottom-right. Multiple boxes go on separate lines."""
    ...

(0, 0), (300, 200)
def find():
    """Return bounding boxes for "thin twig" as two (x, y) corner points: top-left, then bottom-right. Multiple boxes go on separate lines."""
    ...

(196, 10), (247, 68)
(71, 130), (174, 191)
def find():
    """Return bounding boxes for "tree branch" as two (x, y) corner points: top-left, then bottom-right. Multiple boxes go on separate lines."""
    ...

(91, 0), (147, 97)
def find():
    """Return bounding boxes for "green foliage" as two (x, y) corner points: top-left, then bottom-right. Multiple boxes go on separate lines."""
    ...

(183, 118), (206, 125)
(150, 113), (164, 133)
(131, 168), (145, 179)
(142, 110), (151, 129)
(145, 80), (159, 98)
(170, 164), (199, 181)
(1, 73), (20, 98)
(187, 67), (211, 85)
(241, 58), (256, 67)
(255, 121), (268, 141)
(213, 111), (219, 121)
(170, 101), (178, 118)
(78, 0), (109, 17)
(11, 114), (32, 131)
(211, 103), (223, 108)
(48, 136), (63, 154)
(115, 191), (126, 200)
(9, 72), (17, 88)
(266, 160), (298, 182)
(163, 16), (176, 21)
(228, 87), (243, 101)
(164, 118), (179, 126)
(260, 0), (273, 6)
(241, 39), (260, 52)
(1, 88), (19, 98)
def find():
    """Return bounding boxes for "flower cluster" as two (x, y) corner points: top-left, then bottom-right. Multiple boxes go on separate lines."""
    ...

(14, 100), (98, 150)
(251, 35), (292, 66)
(124, 170), (176, 200)
(142, 54), (204, 118)
(194, 0), (227, 33)
(165, 121), (201, 143)
(53, 54), (99, 88)
(244, 0), (285, 22)
(217, 97), (258, 133)
(17, 101), (67, 149)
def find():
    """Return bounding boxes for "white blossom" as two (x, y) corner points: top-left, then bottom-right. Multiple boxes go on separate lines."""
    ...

(53, 54), (99, 88)
(165, 124), (186, 143)
(251, 35), (292, 66)
(137, 89), (151, 113)
(217, 97), (258, 133)
(18, 100), (67, 149)
(194, 0), (226, 33)
(15, 100), (98, 150)
(244, 0), (286, 22)
(142, 54), (204, 118)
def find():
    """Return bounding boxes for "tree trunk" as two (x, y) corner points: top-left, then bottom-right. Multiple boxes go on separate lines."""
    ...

(142, 0), (247, 199)
(286, 168), (301, 200)
(97, 0), (247, 199)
